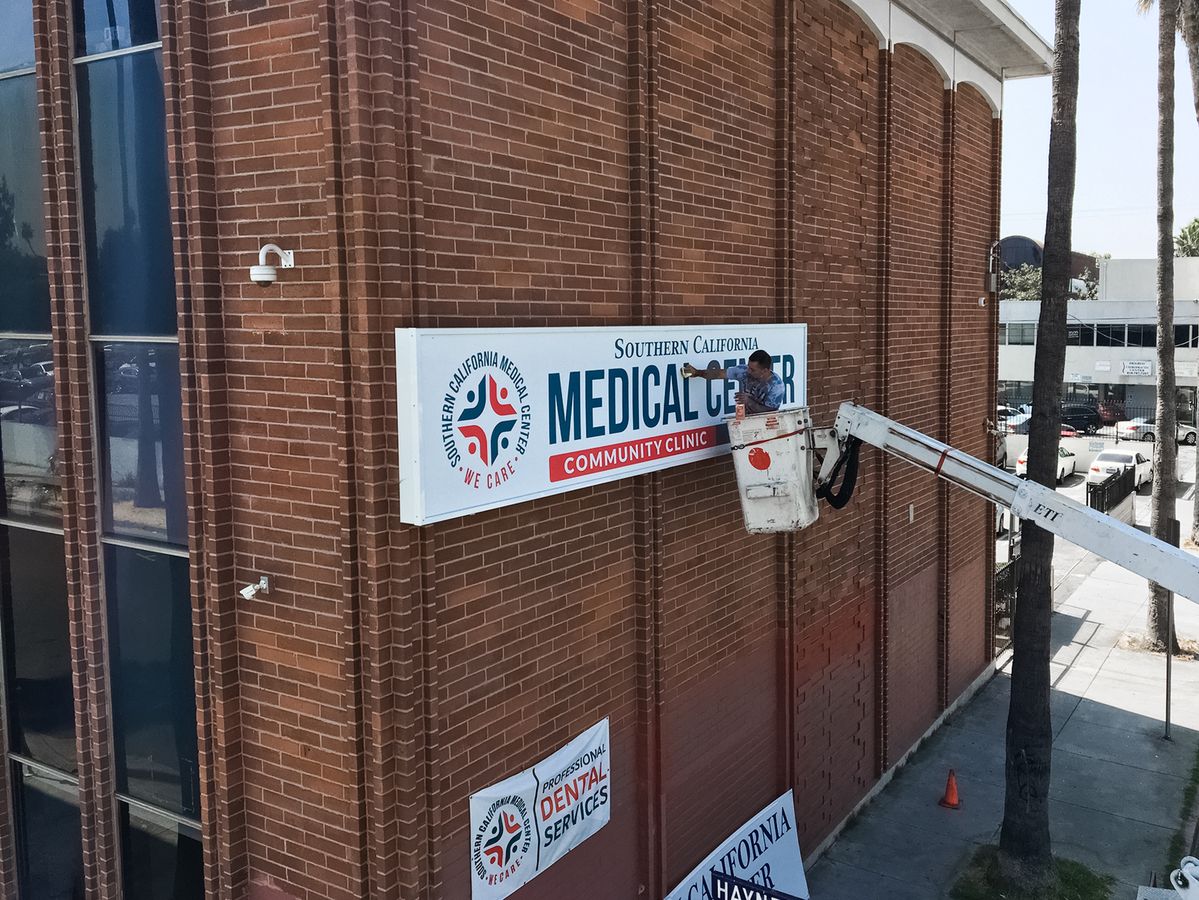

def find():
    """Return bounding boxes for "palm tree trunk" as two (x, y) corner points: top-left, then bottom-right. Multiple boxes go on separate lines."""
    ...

(1183, 2), (1199, 125)
(1180, 2), (1199, 545)
(997, 0), (1081, 889)
(1150, 0), (1179, 649)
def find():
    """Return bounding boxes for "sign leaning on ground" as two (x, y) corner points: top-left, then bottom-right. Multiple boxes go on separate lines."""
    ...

(663, 791), (809, 900)
(711, 871), (807, 900)
(396, 325), (807, 524)
(468, 718), (611, 900)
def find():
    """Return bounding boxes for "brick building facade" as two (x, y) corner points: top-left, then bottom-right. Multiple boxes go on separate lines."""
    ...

(0, 0), (1049, 897)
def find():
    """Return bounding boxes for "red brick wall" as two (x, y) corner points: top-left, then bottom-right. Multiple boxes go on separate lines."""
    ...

(790, 2), (882, 847)
(652, 0), (785, 884)
(197, 3), (365, 897)
(16, 0), (1006, 897)
(415, 0), (633, 325)
(410, 2), (646, 898)
(947, 85), (999, 698)
(883, 44), (948, 763)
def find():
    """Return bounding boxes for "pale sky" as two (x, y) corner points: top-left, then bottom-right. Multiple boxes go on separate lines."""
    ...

(1000, 1), (1199, 259)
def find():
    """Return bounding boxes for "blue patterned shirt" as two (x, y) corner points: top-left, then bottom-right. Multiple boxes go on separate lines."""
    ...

(726, 364), (785, 411)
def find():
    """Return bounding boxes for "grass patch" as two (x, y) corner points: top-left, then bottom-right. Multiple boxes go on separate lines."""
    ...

(1163, 740), (1199, 879)
(950, 845), (1113, 900)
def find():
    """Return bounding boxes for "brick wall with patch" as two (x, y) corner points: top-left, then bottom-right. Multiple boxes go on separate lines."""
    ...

(882, 44), (950, 765)
(790, 2), (883, 849)
(947, 85), (1000, 700)
(8, 0), (1013, 898)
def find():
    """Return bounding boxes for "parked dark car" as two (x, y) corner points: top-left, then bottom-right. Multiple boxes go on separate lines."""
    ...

(1060, 403), (1102, 435)
(0, 369), (34, 404)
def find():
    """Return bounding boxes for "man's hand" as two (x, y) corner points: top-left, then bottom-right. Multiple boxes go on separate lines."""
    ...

(682, 363), (698, 377)
(741, 395), (774, 414)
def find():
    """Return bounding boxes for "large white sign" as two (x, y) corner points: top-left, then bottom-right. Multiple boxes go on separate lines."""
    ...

(469, 719), (611, 900)
(1122, 359), (1153, 377)
(396, 325), (807, 524)
(664, 792), (809, 900)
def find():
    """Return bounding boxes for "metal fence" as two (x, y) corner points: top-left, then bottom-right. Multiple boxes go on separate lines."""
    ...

(994, 555), (1018, 654)
(1085, 465), (1136, 514)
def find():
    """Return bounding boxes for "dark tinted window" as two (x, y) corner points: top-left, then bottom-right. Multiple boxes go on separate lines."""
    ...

(106, 546), (198, 817)
(1176, 325), (1196, 348)
(1127, 324), (1156, 348)
(0, 75), (50, 333)
(13, 765), (84, 900)
(0, 2), (35, 73)
(0, 527), (75, 774)
(1066, 324), (1095, 346)
(73, 0), (160, 57)
(77, 51), (176, 336)
(120, 803), (202, 900)
(0, 339), (60, 523)
(1096, 325), (1125, 347)
(96, 343), (186, 546)
(997, 324), (1006, 344)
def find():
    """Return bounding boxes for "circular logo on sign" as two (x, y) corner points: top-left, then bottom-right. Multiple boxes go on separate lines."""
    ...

(441, 353), (532, 490)
(472, 795), (533, 887)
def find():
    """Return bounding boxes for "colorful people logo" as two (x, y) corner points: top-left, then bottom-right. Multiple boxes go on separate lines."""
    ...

(481, 807), (525, 869)
(472, 795), (532, 886)
(457, 374), (519, 467)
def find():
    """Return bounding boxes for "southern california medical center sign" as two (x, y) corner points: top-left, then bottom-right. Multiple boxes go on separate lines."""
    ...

(396, 324), (807, 524)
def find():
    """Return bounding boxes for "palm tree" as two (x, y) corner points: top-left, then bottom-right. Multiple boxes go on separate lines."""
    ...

(997, 0), (1082, 890)
(1144, 0), (1180, 651)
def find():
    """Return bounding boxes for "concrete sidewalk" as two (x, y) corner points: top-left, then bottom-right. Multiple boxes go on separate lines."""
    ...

(806, 552), (1199, 898)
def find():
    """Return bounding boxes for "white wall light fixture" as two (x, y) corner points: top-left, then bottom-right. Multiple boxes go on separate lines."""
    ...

(249, 243), (294, 286)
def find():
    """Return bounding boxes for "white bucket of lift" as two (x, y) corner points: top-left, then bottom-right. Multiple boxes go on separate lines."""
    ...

(727, 407), (819, 533)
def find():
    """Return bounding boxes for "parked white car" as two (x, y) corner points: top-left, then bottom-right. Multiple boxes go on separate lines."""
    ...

(1004, 412), (1032, 434)
(1015, 446), (1076, 484)
(1116, 417), (1199, 445)
(1086, 449), (1153, 489)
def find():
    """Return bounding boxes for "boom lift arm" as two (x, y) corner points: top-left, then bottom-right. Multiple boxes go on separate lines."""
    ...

(806, 403), (1199, 604)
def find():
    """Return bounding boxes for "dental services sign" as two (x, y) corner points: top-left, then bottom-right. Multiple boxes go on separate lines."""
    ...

(469, 718), (611, 900)
(396, 324), (807, 524)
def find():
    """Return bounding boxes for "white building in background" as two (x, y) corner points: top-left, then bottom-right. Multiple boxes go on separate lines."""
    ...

(999, 257), (1199, 421)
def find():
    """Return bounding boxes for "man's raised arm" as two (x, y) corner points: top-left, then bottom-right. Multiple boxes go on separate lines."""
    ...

(681, 363), (726, 381)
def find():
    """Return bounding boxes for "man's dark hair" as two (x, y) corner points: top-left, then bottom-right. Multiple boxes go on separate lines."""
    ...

(748, 349), (773, 369)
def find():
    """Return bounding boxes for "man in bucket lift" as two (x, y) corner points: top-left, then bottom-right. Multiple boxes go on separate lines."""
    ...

(682, 349), (785, 415)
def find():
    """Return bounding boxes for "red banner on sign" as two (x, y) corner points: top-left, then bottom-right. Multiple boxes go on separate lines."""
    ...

(549, 426), (726, 482)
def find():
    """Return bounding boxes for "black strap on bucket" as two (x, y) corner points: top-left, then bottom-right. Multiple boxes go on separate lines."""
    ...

(816, 437), (862, 510)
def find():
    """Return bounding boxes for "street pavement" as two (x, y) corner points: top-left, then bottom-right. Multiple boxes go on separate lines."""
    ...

(805, 476), (1199, 898)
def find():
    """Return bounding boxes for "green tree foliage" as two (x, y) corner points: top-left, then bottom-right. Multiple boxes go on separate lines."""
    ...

(1000, 263), (1043, 301)
(1176, 217), (1199, 256)
(999, 263), (1098, 301)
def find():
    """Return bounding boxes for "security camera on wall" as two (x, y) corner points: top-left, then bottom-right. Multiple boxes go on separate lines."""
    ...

(250, 243), (294, 286)
(239, 576), (270, 601)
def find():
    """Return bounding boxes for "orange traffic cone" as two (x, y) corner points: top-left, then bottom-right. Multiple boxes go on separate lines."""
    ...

(938, 769), (961, 809)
